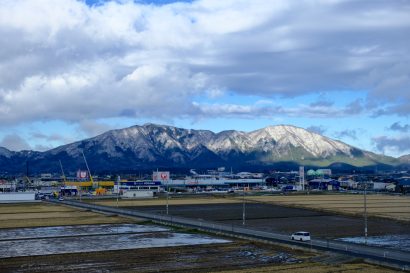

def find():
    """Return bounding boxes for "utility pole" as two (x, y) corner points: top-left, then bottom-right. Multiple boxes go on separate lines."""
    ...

(364, 181), (368, 245)
(25, 160), (29, 191)
(166, 178), (169, 215)
(116, 175), (120, 207)
(326, 222), (329, 248)
(242, 186), (246, 225)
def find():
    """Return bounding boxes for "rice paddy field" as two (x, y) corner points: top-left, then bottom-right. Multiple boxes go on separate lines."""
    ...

(240, 194), (410, 222)
(217, 262), (399, 273)
(90, 193), (410, 222)
(0, 200), (405, 272)
(0, 202), (137, 229)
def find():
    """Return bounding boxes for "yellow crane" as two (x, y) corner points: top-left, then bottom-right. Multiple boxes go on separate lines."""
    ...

(82, 151), (95, 186)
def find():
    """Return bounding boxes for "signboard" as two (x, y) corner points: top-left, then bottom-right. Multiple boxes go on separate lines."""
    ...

(120, 181), (161, 186)
(152, 171), (170, 181)
(76, 170), (88, 179)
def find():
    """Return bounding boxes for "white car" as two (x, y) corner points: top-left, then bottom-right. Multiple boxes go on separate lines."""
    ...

(291, 231), (311, 241)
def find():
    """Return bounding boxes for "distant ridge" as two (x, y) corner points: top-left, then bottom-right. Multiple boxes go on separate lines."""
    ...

(399, 154), (410, 164)
(0, 124), (401, 174)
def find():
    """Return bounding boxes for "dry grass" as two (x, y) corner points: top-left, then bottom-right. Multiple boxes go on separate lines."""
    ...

(92, 197), (241, 207)
(215, 262), (400, 273)
(0, 215), (129, 229)
(240, 194), (410, 221)
(0, 202), (138, 229)
(0, 203), (74, 214)
(0, 211), (102, 220)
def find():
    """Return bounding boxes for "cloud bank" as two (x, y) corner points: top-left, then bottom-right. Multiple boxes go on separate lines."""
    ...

(0, 0), (409, 126)
(389, 122), (410, 132)
(373, 136), (410, 155)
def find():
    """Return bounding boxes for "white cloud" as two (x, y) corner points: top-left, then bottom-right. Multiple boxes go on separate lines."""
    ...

(373, 136), (410, 156)
(306, 125), (327, 135)
(389, 122), (410, 133)
(0, 134), (31, 151)
(0, 0), (409, 128)
(333, 129), (359, 140)
(192, 100), (365, 119)
(77, 120), (115, 137)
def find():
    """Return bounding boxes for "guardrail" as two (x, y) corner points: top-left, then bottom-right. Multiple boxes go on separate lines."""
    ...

(48, 199), (410, 269)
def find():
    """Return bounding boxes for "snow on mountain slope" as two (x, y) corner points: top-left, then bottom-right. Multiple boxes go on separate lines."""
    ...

(399, 154), (410, 163)
(60, 123), (356, 159)
(0, 147), (13, 158)
(1, 123), (400, 173)
(248, 125), (353, 157)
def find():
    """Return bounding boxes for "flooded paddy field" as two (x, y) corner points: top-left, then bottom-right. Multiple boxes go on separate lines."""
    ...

(0, 223), (167, 240)
(0, 224), (230, 258)
(338, 234), (410, 252)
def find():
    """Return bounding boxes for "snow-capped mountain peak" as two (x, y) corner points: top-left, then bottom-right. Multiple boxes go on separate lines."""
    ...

(247, 125), (352, 157)
(0, 123), (398, 173)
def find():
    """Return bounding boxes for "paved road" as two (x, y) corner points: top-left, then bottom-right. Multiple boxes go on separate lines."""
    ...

(50, 199), (410, 269)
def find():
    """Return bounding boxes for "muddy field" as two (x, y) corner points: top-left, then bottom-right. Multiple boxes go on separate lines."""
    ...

(0, 201), (404, 272)
(0, 241), (399, 273)
(126, 202), (410, 239)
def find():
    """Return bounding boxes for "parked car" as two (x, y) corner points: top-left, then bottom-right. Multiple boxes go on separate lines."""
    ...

(291, 231), (311, 241)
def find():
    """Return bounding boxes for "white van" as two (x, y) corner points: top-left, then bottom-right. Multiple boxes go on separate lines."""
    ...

(291, 231), (311, 241)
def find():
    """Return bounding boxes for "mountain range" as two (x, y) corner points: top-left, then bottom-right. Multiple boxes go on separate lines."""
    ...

(0, 124), (407, 174)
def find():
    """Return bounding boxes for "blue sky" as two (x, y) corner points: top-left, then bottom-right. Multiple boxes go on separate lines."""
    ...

(0, 0), (409, 157)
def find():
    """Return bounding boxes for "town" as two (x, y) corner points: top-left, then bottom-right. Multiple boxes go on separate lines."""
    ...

(1, 167), (409, 202)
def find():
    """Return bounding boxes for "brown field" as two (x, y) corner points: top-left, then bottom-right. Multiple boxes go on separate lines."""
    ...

(217, 262), (399, 273)
(92, 193), (410, 222)
(91, 197), (241, 207)
(0, 201), (403, 272)
(0, 202), (139, 229)
(90, 193), (410, 238)
(237, 194), (410, 222)
(0, 241), (400, 273)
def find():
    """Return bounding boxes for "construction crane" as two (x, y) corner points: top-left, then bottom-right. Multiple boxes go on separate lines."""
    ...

(24, 160), (32, 190)
(81, 151), (95, 187)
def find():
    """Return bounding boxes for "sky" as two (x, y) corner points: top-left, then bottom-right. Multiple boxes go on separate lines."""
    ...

(0, 0), (409, 157)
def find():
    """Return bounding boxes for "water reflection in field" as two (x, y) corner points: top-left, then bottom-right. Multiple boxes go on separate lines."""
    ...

(0, 224), (230, 258)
